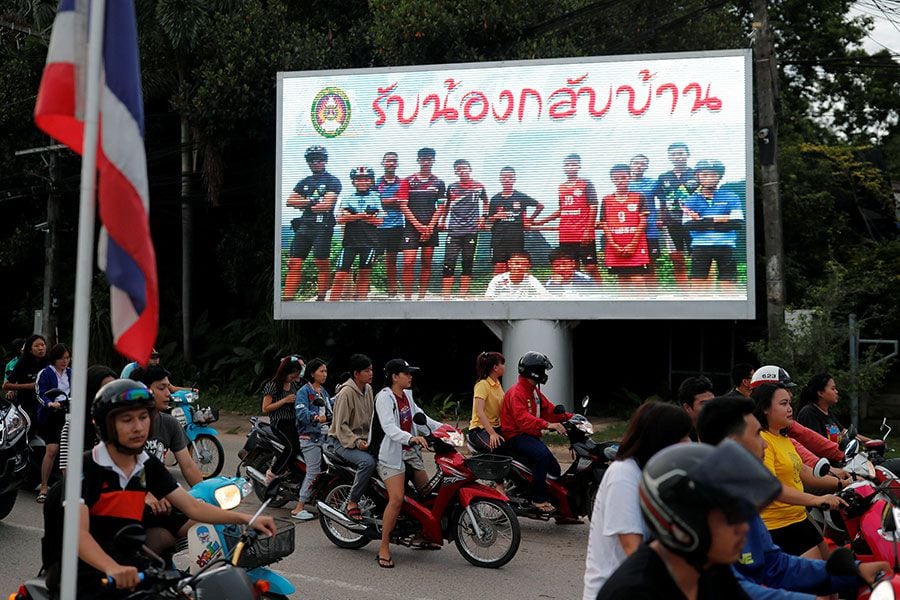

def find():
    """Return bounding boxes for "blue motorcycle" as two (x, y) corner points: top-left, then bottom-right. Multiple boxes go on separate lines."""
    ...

(169, 389), (224, 479)
(176, 475), (296, 598)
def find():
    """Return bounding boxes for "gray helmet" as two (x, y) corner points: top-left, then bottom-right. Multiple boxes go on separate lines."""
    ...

(639, 440), (780, 568)
(518, 351), (552, 385)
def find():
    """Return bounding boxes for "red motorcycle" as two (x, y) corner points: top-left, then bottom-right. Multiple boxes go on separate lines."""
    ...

(500, 399), (617, 522)
(315, 414), (521, 568)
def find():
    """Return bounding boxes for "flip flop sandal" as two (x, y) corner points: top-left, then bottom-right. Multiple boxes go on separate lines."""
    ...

(36, 492), (48, 503)
(346, 506), (363, 522)
(531, 501), (555, 514)
(376, 555), (395, 569)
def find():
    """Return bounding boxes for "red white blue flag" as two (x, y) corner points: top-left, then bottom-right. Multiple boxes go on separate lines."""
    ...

(35, 0), (158, 364)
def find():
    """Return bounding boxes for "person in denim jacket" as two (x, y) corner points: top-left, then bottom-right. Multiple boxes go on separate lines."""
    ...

(293, 358), (332, 520)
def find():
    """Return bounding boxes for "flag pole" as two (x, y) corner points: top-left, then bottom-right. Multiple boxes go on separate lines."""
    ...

(60, 0), (106, 597)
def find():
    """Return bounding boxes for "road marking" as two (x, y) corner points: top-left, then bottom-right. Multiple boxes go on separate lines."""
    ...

(0, 521), (44, 534)
(274, 569), (438, 600)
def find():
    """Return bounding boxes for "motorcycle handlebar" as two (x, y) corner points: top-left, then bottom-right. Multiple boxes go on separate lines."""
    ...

(101, 572), (146, 589)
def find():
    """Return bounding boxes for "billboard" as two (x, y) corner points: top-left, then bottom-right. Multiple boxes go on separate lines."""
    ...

(275, 50), (754, 320)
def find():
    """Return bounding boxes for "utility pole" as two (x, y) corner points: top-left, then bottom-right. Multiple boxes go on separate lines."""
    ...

(752, 0), (786, 340)
(181, 117), (194, 362)
(15, 144), (67, 345)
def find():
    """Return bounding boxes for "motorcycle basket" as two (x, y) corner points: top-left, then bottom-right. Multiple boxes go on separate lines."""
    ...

(223, 517), (295, 569)
(465, 454), (512, 481)
(193, 406), (220, 425)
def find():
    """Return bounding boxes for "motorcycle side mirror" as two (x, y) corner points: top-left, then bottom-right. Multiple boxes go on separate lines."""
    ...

(553, 404), (566, 415)
(824, 546), (860, 578)
(412, 412), (427, 426)
(45, 388), (66, 401)
(581, 396), (590, 410)
(113, 524), (148, 555)
(813, 457), (832, 479)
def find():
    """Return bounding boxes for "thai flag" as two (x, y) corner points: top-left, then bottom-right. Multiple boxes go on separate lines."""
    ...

(34, 0), (158, 364)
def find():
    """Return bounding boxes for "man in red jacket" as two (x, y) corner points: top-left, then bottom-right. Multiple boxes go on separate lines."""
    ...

(499, 351), (572, 515)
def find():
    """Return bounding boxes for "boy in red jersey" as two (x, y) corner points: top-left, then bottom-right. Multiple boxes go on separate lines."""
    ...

(535, 154), (600, 282)
(399, 147), (446, 299)
(599, 164), (651, 287)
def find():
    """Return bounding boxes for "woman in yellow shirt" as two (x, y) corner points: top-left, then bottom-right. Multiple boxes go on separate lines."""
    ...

(467, 351), (506, 453)
(753, 383), (846, 558)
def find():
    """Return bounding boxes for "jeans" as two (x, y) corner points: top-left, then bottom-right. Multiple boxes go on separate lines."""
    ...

(298, 437), (323, 503)
(329, 439), (377, 502)
(505, 434), (560, 503)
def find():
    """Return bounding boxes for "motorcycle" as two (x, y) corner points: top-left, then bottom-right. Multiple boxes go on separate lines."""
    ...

(235, 416), (307, 508)
(316, 413), (522, 568)
(0, 398), (32, 520)
(10, 485), (288, 600)
(167, 389), (224, 479)
(821, 545), (900, 600)
(499, 397), (618, 522)
(174, 475), (295, 598)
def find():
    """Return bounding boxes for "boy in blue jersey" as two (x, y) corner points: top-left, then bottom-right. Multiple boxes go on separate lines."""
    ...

(332, 167), (383, 301)
(681, 160), (743, 291)
(375, 152), (405, 297)
(628, 154), (661, 266)
(439, 159), (488, 296)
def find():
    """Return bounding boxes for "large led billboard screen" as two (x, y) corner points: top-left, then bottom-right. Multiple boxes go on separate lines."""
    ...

(275, 50), (754, 320)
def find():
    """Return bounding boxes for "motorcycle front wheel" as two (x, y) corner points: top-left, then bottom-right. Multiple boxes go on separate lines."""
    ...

(191, 434), (225, 479)
(454, 498), (521, 568)
(318, 483), (371, 549)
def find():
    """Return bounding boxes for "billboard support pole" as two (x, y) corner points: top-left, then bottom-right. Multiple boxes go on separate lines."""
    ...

(498, 320), (576, 412)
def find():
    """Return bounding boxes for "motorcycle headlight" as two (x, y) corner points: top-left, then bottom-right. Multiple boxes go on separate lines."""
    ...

(214, 484), (243, 510)
(3, 406), (28, 441)
(870, 579), (896, 600)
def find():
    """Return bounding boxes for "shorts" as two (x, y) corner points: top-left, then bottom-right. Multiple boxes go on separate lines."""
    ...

(558, 241), (597, 266)
(38, 410), (65, 444)
(336, 247), (377, 272)
(377, 447), (426, 481)
(647, 237), (661, 260)
(490, 234), (525, 264)
(143, 505), (190, 537)
(401, 224), (439, 250)
(689, 245), (737, 281)
(443, 234), (477, 277)
(768, 518), (823, 556)
(290, 225), (334, 260)
(379, 227), (404, 254)
(666, 221), (691, 253)
(608, 264), (650, 276)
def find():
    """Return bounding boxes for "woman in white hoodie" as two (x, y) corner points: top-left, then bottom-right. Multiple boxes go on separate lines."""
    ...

(369, 358), (442, 569)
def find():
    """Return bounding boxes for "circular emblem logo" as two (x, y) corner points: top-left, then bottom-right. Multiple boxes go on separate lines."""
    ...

(311, 87), (351, 138)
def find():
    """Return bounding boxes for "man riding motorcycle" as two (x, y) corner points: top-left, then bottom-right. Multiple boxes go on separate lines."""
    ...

(498, 351), (572, 516)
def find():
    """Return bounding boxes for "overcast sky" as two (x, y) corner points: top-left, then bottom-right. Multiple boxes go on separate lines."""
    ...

(848, 1), (900, 54)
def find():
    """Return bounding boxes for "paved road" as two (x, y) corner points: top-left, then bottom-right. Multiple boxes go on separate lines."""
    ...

(0, 431), (590, 599)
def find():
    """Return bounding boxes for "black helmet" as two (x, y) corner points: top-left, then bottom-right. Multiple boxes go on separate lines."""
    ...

(305, 145), (328, 162)
(92, 379), (156, 453)
(750, 365), (797, 390)
(694, 159), (725, 177)
(639, 441), (780, 568)
(349, 166), (375, 180)
(518, 351), (552, 385)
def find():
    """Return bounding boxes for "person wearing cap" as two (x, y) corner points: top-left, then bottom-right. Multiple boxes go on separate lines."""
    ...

(752, 383), (847, 558)
(120, 349), (160, 379)
(129, 364), (205, 552)
(597, 441), (782, 599)
(369, 358), (443, 568)
(399, 147), (446, 299)
(284, 145), (342, 301)
(697, 395), (886, 600)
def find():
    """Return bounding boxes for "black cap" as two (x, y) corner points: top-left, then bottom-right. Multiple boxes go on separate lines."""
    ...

(417, 147), (436, 159)
(384, 358), (420, 376)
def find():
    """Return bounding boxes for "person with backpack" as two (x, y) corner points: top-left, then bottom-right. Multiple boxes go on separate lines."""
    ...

(41, 379), (276, 599)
